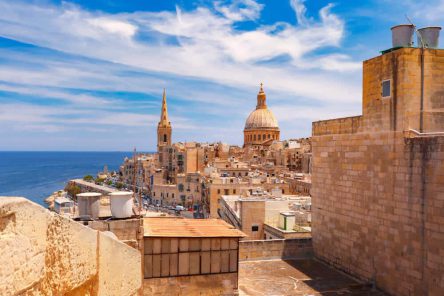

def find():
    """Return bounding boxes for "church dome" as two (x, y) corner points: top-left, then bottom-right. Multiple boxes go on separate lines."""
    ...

(244, 108), (279, 130)
(244, 84), (279, 130)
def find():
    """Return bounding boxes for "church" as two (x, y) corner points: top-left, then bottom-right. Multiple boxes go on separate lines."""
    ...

(157, 83), (280, 148)
(243, 84), (280, 146)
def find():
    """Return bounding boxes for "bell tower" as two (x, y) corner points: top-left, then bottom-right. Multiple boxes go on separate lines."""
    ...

(157, 88), (172, 153)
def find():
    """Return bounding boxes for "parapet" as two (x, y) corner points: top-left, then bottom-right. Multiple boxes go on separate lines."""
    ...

(0, 197), (142, 295)
(312, 116), (362, 136)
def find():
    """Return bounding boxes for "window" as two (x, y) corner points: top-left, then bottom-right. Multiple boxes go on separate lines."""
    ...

(382, 79), (391, 98)
(172, 193), (175, 198)
(233, 189), (236, 194)
(217, 189), (221, 194)
(178, 184), (184, 192)
(224, 189), (229, 195)
(253, 135), (256, 141)
(251, 225), (259, 232)
(163, 134), (167, 142)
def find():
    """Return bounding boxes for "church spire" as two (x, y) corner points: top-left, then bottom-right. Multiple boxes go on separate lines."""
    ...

(159, 88), (171, 127)
(256, 82), (267, 109)
(157, 88), (172, 153)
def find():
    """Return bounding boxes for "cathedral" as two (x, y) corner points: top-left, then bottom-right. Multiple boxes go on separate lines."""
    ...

(156, 83), (280, 149)
(243, 84), (280, 146)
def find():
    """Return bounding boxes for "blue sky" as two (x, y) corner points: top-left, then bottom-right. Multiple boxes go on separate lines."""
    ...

(0, 0), (442, 151)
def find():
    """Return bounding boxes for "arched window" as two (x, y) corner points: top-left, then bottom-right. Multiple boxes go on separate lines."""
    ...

(253, 135), (256, 141)
(163, 134), (167, 142)
(268, 134), (271, 139)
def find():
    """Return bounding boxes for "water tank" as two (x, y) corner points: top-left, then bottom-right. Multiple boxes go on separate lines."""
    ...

(109, 191), (133, 218)
(76, 192), (101, 219)
(391, 24), (414, 47)
(418, 27), (441, 49)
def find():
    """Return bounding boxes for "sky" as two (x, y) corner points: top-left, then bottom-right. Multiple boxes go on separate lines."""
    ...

(0, 0), (443, 151)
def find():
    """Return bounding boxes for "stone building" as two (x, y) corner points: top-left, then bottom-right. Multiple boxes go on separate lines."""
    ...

(243, 84), (280, 146)
(312, 46), (444, 295)
(219, 191), (311, 240)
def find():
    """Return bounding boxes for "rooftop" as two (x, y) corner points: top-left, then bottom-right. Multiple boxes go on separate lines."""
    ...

(71, 178), (117, 193)
(238, 259), (386, 296)
(143, 217), (246, 238)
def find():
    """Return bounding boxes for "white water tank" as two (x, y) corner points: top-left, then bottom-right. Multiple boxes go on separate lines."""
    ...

(77, 192), (101, 219)
(391, 24), (414, 48)
(418, 27), (441, 49)
(109, 191), (133, 218)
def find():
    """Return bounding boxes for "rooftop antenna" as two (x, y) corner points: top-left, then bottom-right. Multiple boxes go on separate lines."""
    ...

(405, 15), (425, 48)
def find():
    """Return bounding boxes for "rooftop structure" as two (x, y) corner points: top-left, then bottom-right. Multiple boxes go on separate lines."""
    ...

(143, 217), (246, 237)
(143, 217), (246, 295)
(219, 193), (311, 240)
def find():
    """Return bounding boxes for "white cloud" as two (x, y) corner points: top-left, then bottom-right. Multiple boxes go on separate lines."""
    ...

(88, 17), (137, 38)
(0, 0), (360, 104)
(214, 0), (264, 21)
(0, 0), (367, 149)
(290, 0), (309, 26)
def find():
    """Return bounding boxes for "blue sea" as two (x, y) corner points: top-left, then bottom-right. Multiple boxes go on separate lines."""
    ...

(0, 152), (132, 206)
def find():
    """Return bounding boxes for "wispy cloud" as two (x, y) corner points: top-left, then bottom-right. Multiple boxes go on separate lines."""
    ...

(0, 0), (367, 150)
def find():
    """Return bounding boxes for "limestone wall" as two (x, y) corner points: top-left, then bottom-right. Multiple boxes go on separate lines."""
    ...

(312, 116), (362, 136)
(144, 272), (238, 295)
(239, 238), (313, 261)
(311, 132), (444, 296)
(0, 197), (142, 296)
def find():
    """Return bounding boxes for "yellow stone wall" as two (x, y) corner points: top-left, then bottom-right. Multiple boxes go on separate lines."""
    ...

(311, 48), (444, 296)
(0, 197), (142, 296)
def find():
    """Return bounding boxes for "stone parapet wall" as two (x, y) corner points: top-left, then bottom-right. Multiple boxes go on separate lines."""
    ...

(312, 116), (362, 136)
(239, 238), (313, 261)
(311, 131), (444, 296)
(0, 197), (142, 296)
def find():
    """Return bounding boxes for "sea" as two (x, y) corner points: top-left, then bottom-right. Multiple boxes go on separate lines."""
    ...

(0, 152), (132, 206)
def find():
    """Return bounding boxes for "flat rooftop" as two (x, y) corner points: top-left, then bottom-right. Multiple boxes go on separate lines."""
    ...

(143, 217), (246, 238)
(239, 259), (386, 295)
(71, 179), (117, 193)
